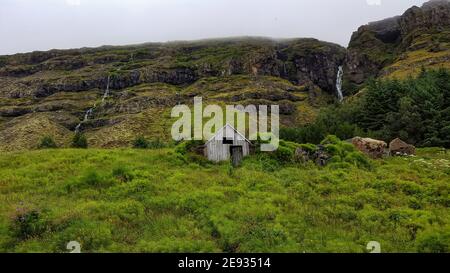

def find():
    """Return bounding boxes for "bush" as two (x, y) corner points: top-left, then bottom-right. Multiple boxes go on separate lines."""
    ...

(299, 143), (318, 153)
(265, 140), (301, 164)
(38, 136), (57, 149)
(132, 136), (148, 149)
(322, 135), (372, 169)
(321, 135), (341, 145)
(80, 170), (113, 189)
(256, 154), (281, 172)
(12, 210), (48, 240)
(72, 133), (88, 148)
(112, 166), (134, 182)
(187, 153), (211, 167)
(273, 146), (294, 163)
(416, 227), (450, 253)
(175, 140), (204, 155)
(148, 138), (166, 149)
(343, 151), (372, 169)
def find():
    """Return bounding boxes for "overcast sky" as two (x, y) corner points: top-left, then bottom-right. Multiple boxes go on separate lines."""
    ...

(0, 0), (428, 55)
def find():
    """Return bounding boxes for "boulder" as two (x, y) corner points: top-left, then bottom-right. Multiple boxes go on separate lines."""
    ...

(294, 145), (330, 166)
(351, 137), (388, 159)
(294, 148), (310, 163)
(389, 138), (416, 156)
(313, 145), (331, 166)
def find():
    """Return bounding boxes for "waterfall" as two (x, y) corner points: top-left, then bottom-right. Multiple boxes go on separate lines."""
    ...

(101, 75), (111, 103)
(75, 76), (111, 133)
(336, 66), (344, 102)
(74, 108), (92, 133)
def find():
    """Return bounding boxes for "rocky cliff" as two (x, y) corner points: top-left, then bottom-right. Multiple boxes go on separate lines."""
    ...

(1, 0), (449, 151)
(0, 38), (345, 150)
(345, 0), (450, 93)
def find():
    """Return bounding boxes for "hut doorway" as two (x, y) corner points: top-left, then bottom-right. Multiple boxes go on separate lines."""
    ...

(230, 145), (243, 167)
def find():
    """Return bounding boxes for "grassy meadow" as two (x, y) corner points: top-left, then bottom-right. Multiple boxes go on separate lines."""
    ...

(0, 147), (449, 253)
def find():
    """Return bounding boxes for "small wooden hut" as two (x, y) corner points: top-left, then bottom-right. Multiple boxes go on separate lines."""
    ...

(204, 124), (251, 165)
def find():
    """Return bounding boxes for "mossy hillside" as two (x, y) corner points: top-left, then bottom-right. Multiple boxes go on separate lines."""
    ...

(0, 147), (448, 252)
(80, 74), (313, 148)
(382, 48), (450, 79)
(0, 38), (344, 151)
(0, 74), (325, 151)
(350, 30), (397, 67)
(345, 0), (450, 89)
(380, 26), (450, 79)
(345, 34), (450, 93)
(0, 112), (73, 151)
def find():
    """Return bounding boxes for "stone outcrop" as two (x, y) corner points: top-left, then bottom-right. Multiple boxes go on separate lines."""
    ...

(345, 0), (450, 90)
(294, 145), (330, 166)
(0, 38), (346, 100)
(294, 147), (311, 163)
(345, 16), (401, 86)
(389, 138), (416, 156)
(400, 0), (450, 36)
(351, 137), (388, 159)
(313, 145), (331, 166)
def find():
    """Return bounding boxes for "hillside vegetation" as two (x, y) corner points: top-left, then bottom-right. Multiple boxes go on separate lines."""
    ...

(0, 38), (343, 151)
(281, 69), (450, 148)
(345, 0), (450, 94)
(0, 145), (448, 253)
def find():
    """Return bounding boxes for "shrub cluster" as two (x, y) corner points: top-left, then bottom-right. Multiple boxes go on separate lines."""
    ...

(257, 135), (371, 169)
(12, 210), (48, 240)
(132, 136), (149, 149)
(281, 69), (450, 148)
(132, 137), (166, 149)
(72, 133), (88, 148)
(321, 135), (371, 169)
(38, 136), (57, 149)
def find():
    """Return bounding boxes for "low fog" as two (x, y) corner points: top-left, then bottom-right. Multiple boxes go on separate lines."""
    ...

(0, 0), (427, 55)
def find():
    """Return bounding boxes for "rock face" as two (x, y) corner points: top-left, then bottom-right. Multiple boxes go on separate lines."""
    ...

(345, 0), (450, 92)
(0, 38), (346, 150)
(345, 16), (401, 86)
(351, 137), (388, 159)
(401, 0), (450, 36)
(0, 38), (346, 98)
(389, 138), (416, 156)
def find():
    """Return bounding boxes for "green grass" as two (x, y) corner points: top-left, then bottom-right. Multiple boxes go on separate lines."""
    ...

(0, 148), (448, 253)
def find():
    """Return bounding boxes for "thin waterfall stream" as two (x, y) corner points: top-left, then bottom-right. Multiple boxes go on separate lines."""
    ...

(336, 66), (344, 102)
(75, 75), (111, 133)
